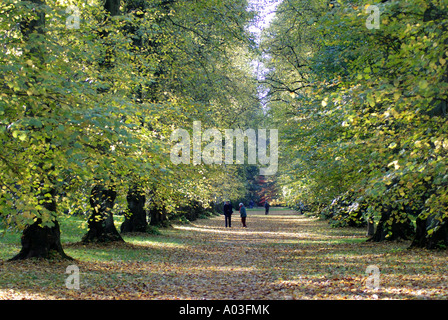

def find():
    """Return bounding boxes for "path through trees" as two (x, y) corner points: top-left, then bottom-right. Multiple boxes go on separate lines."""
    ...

(1, 209), (448, 299)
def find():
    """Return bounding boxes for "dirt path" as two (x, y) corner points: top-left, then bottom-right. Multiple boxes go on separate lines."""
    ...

(2, 208), (448, 299)
(156, 208), (369, 299)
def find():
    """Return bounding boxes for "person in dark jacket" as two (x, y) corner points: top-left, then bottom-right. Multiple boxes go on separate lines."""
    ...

(249, 199), (254, 209)
(264, 200), (270, 215)
(223, 200), (233, 228)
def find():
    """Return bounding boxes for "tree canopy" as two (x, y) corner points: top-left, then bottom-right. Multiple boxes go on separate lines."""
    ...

(0, 0), (265, 257)
(261, 0), (448, 247)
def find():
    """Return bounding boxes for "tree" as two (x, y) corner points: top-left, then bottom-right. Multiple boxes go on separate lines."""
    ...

(6, 0), (71, 260)
(0, 0), (159, 254)
(81, 0), (126, 243)
(1, 0), (261, 258)
(261, 0), (448, 246)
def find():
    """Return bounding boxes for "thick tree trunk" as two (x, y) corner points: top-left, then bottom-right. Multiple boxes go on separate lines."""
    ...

(10, 219), (71, 260)
(411, 215), (448, 249)
(368, 205), (414, 242)
(82, 185), (124, 243)
(120, 186), (147, 233)
(149, 201), (168, 227)
(10, 188), (71, 260)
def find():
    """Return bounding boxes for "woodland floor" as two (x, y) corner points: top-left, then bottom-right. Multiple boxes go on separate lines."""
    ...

(1, 208), (448, 300)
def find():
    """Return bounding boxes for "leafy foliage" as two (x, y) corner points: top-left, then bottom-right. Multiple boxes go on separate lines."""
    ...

(262, 0), (448, 245)
(0, 0), (260, 242)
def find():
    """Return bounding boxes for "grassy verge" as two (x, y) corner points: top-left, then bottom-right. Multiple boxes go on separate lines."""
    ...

(0, 215), (171, 261)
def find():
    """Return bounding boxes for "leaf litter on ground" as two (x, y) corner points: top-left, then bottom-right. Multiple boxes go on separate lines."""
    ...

(1, 208), (448, 300)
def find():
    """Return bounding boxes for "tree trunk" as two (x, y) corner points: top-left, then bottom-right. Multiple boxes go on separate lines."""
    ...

(411, 215), (448, 249)
(149, 201), (168, 227)
(82, 185), (124, 243)
(10, 188), (71, 260)
(366, 218), (375, 237)
(99, 0), (120, 69)
(368, 205), (415, 242)
(104, 0), (120, 16)
(10, 219), (71, 261)
(120, 186), (148, 233)
(20, 0), (45, 41)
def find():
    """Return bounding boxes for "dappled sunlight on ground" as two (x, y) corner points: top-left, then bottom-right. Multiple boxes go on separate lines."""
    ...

(1, 209), (448, 299)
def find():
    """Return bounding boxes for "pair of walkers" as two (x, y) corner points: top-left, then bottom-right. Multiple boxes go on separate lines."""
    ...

(223, 201), (247, 228)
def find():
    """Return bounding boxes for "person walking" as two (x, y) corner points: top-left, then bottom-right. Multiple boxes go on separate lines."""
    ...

(264, 200), (270, 215)
(239, 203), (247, 228)
(223, 200), (233, 228)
